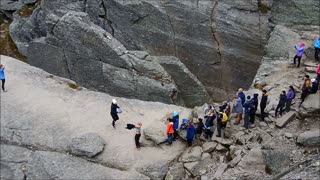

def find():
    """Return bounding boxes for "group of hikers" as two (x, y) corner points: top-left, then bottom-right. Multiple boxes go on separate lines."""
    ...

(110, 38), (320, 151)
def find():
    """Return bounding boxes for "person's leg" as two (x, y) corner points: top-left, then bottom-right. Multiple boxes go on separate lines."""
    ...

(1, 79), (5, 91)
(216, 121), (221, 137)
(286, 99), (292, 112)
(279, 104), (285, 116)
(173, 129), (177, 140)
(168, 134), (173, 145)
(299, 92), (306, 107)
(275, 104), (280, 117)
(135, 134), (141, 149)
(249, 113), (254, 124)
(315, 48), (320, 62)
(244, 113), (249, 129)
(297, 56), (301, 67)
(261, 106), (265, 121)
(293, 55), (297, 64)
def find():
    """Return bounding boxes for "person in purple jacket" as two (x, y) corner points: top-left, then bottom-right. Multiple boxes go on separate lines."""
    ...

(285, 86), (295, 112)
(293, 42), (305, 68)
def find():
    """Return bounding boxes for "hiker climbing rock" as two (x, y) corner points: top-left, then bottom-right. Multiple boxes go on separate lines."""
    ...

(186, 121), (195, 152)
(172, 111), (179, 140)
(293, 42), (305, 68)
(249, 93), (258, 124)
(110, 99), (121, 128)
(166, 118), (174, 146)
(232, 94), (243, 125)
(243, 96), (251, 129)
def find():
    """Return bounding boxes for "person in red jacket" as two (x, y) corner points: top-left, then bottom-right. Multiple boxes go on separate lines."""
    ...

(166, 118), (174, 145)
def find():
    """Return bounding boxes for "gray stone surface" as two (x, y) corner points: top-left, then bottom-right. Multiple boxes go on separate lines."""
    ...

(297, 130), (320, 146)
(275, 111), (296, 128)
(179, 146), (203, 162)
(0, 0), (24, 11)
(262, 150), (291, 175)
(26, 151), (147, 179)
(68, 133), (105, 158)
(212, 163), (228, 179)
(165, 163), (185, 180)
(143, 120), (167, 145)
(202, 141), (218, 153)
(136, 160), (169, 180)
(228, 154), (242, 168)
(238, 148), (266, 172)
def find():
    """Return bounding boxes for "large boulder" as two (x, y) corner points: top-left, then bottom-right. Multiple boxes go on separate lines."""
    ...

(262, 150), (291, 175)
(179, 146), (203, 162)
(143, 121), (167, 145)
(183, 153), (213, 177)
(202, 141), (218, 153)
(296, 130), (320, 146)
(238, 148), (266, 172)
(68, 133), (105, 158)
(136, 160), (169, 180)
(165, 163), (185, 180)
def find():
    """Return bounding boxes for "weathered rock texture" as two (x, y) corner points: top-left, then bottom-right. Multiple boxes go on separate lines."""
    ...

(4, 0), (318, 106)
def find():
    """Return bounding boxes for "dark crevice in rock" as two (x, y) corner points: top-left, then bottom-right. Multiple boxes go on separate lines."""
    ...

(227, 7), (258, 13)
(62, 49), (71, 79)
(196, 0), (199, 8)
(50, 11), (70, 34)
(83, 0), (87, 12)
(132, 14), (149, 25)
(1, 160), (28, 164)
(100, 0), (114, 36)
(163, 4), (177, 57)
(210, 0), (222, 64)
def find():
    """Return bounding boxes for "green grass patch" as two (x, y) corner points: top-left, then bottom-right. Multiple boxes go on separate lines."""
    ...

(258, 2), (271, 14)
(68, 83), (78, 89)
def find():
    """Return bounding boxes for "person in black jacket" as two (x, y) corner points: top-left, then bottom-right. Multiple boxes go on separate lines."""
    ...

(110, 99), (120, 128)
(249, 93), (258, 124)
(275, 91), (287, 118)
(260, 90), (268, 121)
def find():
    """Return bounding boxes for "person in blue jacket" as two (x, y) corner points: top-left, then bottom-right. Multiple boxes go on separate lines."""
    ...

(186, 121), (195, 152)
(243, 96), (251, 129)
(172, 111), (179, 140)
(237, 88), (246, 105)
(0, 64), (7, 92)
(294, 42), (305, 68)
(314, 37), (320, 62)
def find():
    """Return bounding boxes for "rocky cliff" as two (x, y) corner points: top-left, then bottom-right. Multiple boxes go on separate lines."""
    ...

(1, 0), (319, 106)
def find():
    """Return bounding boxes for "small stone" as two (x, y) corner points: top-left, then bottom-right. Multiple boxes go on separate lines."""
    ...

(284, 133), (294, 139)
(216, 144), (228, 152)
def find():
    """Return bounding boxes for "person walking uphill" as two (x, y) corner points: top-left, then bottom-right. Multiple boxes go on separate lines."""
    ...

(110, 99), (121, 128)
(293, 42), (305, 68)
(186, 121), (195, 152)
(275, 91), (287, 118)
(314, 37), (320, 62)
(172, 111), (179, 140)
(0, 64), (7, 92)
(166, 118), (174, 146)
(260, 90), (268, 121)
(232, 95), (243, 125)
(195, 118), (204, 145)
(134, 122), (142, 150)
(286, 86), (295, 112)
(299, 75), (311, 108)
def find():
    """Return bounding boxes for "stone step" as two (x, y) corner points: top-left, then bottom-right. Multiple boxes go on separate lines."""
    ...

(305, 67), (316, 73)
(275, 111), (296, 128)
(304, 62), (317, 68)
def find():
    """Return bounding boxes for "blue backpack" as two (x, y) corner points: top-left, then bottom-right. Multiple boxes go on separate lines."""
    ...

(180, 118), (190, 130)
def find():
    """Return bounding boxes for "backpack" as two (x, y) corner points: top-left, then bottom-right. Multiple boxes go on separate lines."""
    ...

(221, 112), (228, 123)
(180, 118), (190, 130)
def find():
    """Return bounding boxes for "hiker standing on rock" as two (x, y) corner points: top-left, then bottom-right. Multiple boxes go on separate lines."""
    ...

(309, 78), (318, 94)
(237, 88), (246, 121)
(166, 118), (174, 146)
(110, 99), (121, 128)
(172, 111), (179, 140)
(275, 91), (287, 118)
(314, 37), (320, 62)
(134, 122), (142, 150)
(232, 94), (243, 125)
(249, 93), (258, 124)
(204, 105), (215, 141)
(0, 64), (7, 92)
(260, 90), (268, 121)
(243, 96), (251, 129)
(186, 121), (195, 152)
(286, 86), (296, 112)
(293, 42), (305, 68)
(195, 118), (204, 145)
(299, 75), (311, 108)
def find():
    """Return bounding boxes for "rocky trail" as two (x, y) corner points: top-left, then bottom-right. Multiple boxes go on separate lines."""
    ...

(1, 55), (319, 179)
